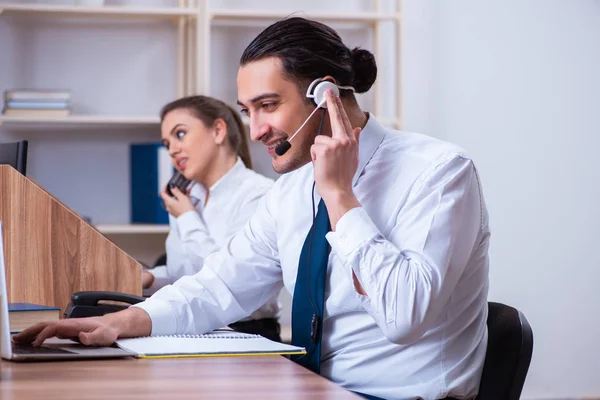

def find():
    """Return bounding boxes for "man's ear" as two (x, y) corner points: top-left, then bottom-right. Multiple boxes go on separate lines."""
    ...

(322, 75), (338, 85)
(212, 118), (227, 145)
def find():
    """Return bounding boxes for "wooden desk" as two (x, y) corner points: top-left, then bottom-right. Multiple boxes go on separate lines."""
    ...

(0, 356), (361, 399)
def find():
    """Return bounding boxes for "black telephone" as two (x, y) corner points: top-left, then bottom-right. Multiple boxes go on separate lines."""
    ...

(64, 291), (146, 319)
(166, 171), (192, 197)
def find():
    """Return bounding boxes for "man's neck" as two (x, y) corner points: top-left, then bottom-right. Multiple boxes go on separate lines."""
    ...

(319, 105), (368, 139)
(343, 100), (369, 129)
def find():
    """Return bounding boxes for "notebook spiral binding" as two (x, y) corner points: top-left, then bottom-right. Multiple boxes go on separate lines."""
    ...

(156, 333), (261, 339)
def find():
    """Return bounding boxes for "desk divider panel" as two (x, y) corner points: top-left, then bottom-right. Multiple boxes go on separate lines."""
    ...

(0, 165), (141, 314)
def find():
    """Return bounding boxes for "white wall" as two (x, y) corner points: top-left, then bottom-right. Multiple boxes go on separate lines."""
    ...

(402, 1), (600, 398)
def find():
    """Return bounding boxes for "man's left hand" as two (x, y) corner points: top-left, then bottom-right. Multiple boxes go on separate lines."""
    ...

(310, 89), (362, 230)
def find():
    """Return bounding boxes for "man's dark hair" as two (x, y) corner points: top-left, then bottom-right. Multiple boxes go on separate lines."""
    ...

(240, 17), (377, 98)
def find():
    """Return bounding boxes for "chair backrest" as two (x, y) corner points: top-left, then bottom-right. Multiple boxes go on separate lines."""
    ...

(0, 140), (28, 175)
(477, 302), (534, 400)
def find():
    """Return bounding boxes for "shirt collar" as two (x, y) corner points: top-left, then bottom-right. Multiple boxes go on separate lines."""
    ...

(353, 113), (386, 187)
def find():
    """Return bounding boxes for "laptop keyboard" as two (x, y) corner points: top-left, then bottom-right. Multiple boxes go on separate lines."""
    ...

(12, 342), (76, 355)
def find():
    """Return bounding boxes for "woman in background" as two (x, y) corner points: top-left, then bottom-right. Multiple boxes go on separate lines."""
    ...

(142, 95), (281, 342)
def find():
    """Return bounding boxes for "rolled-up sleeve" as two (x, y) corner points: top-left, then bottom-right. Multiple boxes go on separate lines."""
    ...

(326, 155), (483, 345)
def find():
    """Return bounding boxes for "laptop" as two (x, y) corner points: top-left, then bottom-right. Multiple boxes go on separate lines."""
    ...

(0, 221), (135, 361)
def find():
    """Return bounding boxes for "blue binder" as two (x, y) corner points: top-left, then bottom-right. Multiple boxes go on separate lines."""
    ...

(130, 143), (173, 224)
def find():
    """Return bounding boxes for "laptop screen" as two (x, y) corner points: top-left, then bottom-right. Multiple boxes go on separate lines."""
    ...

(0, 221), (14, 359)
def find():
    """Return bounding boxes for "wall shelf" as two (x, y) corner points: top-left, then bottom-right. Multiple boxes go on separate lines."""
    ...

(0, 115), (399, 130)
(96, 224), (170, 235)
(210, 10), (400, 24)
(0, 115), (160, 130)
(0, 3), (196, 19)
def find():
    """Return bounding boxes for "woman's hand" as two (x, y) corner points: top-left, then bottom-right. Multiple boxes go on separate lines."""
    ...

(160, 186), (196, 218)
(142, 270), (155, 289)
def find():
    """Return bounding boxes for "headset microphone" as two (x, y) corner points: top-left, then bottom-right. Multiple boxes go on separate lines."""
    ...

(274, 140), (291, 156)
(275, 98), (327, 156)
(274, 97), (328, 156)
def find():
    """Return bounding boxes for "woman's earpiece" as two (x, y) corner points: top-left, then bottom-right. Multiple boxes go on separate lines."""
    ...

(306, 78), (355, 109)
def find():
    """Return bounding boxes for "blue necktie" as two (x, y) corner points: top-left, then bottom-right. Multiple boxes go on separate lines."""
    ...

(291, 199), (331, 374)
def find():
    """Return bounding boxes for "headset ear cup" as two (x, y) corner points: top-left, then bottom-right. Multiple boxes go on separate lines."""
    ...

(312, 81), (339, 108)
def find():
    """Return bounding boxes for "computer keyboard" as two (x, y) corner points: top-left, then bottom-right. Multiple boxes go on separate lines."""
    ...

(12, 342), (75, 355)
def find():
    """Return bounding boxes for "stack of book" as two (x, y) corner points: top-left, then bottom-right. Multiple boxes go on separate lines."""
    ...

(2, 89), (71, 117)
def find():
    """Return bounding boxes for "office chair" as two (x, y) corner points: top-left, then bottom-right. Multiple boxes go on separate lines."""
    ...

(0, 140), (28, 175)
(154, 252), (167, 267)
(477, 302), (534, 400)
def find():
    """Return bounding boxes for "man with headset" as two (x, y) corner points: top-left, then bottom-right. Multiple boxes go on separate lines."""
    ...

(15, 17), (490, 400)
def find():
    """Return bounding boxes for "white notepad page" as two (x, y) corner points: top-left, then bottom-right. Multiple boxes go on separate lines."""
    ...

(115, 331), (305, 357)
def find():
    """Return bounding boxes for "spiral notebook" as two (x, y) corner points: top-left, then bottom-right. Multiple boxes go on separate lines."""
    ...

(115, 330), (305, 359)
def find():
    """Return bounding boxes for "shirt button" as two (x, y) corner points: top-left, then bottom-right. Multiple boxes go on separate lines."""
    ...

(339, 236), (347, 244)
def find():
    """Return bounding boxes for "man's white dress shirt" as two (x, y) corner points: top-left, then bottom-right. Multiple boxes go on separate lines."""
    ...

(136, 115), (490, 400)
(145, 157), (280, 321)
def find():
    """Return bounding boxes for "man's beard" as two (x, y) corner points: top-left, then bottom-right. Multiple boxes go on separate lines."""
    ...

(272, 117), (320, 174)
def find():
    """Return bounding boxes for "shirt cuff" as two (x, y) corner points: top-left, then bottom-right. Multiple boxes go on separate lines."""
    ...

(176, 210), (207, 239)
(143, 266), (170, 296)
(131, 296), (178, 336)
(326, 207), (380, 262)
